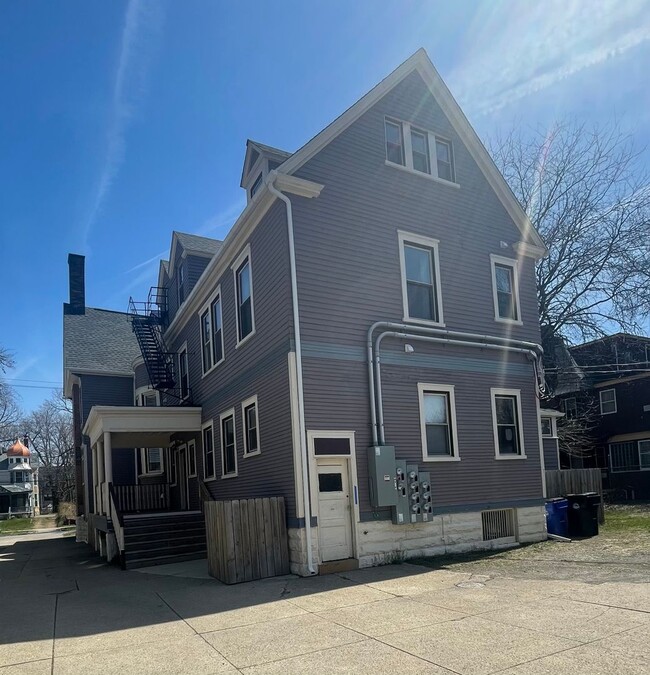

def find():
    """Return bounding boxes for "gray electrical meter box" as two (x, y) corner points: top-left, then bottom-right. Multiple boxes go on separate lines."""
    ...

(367, 446), (397, 507)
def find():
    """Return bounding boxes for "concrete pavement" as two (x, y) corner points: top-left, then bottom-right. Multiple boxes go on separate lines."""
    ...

(0, 532), (648, 674)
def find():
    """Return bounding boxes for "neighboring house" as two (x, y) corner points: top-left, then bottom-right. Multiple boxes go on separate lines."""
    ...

(64, 49), (551, 574)
(551, 333), (650, 499)
(0, 438), (39, 518)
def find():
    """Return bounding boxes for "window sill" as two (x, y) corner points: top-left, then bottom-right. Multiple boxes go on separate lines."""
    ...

(402, 316), (446, 329)
(243, 450), (261, 458)
(201, 357), (225, 380)
(203, 476), (217, 483)
(138, 471), (163, 478)
(495, 454), (528, 460)
(423, 456), (461, 463)
(236, 330), (256, 350)
(188, 472), (197, 479)
(385, 160), (460, 188)
(494, 316), (524, 326)
(221, 473), (238, 480)
(600, 411), (617, 416)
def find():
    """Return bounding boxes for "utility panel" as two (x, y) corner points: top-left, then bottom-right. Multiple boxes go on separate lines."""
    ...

(367, 446), (397, 507)
(392, 460), (409, 524)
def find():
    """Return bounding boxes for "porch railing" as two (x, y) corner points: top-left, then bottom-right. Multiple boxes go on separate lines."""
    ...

(112, 483), (170, 513)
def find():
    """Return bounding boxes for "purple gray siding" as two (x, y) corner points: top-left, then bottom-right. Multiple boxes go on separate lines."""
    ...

(167, 251), (213, 324)
(543, 438), (559, 471)
(165, 201), (298, 516)
(291, 69), (544, 515)
(134, 362), (150, 390)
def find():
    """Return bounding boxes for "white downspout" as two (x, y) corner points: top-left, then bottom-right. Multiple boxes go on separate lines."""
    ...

(267, 171), (315, 575)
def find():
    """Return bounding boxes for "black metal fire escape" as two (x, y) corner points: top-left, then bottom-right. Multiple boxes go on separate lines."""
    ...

(127, 287), (176, 391)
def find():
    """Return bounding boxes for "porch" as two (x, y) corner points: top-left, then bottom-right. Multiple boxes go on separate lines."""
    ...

(82, 405), (206, 567)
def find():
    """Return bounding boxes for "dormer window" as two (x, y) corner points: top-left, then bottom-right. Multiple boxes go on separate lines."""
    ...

(250, 173), (263, 199)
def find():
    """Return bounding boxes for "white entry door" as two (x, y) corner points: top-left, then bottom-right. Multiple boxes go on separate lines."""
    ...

(317, 459), (353, 562)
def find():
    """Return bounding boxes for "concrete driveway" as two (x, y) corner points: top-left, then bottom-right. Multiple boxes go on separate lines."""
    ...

(1, 532), (648, 674)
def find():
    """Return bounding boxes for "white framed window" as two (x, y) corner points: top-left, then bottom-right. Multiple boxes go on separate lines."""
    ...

(491, 388), (526, 459)
(211, 291), (224, 366)
(187, 439), (197, 478)
(490, 255), (522, 324)
(384, 117), (457, 185)
(177, 262), (186, 305)
(233, 246), (255, 346)
(140, 448), (163, 476)
(417, 383), (460, 461)
(178, 343), (189, 400)
(540, 416), (553, 437)
(202, 422), (215, 480)
(599, 389), (617, 415)
(242, 395), (260, 457)
(562, 397), (577, 420)
(200, 308), (212, 374)
(220, 409), (238, 478)
(609, 440), (650, 472)
(398, 231), (444, 326)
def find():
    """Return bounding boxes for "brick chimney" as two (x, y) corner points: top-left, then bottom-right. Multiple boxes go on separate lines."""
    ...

(68, 254), (85, 315)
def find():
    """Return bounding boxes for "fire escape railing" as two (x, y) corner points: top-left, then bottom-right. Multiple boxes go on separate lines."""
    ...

(128, 287), (177, 393)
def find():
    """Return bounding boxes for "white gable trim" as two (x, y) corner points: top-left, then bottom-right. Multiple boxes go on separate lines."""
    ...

(279, 49), (546, 253)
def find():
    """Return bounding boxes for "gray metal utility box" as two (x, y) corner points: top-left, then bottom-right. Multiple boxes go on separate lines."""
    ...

(367, 446), (398, 507)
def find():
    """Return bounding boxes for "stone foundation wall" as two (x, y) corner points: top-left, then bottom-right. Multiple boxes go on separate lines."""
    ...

(287, 506), (546, 574)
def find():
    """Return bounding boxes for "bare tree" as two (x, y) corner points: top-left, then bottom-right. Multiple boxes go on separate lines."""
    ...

(0, 347), (21, 442)
(556, 398), (600, 461)
(490, 119), (650, 343)
(24, 391), (75, 508)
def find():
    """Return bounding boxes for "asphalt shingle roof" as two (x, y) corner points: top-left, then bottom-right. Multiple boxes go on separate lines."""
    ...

(174, 232), (223, 257)
(63, 307), (141, 375)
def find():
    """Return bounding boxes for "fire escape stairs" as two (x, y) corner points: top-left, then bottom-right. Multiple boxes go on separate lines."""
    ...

(128, 288), (176, 392)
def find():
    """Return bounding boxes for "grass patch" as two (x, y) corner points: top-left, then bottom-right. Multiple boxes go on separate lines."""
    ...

(0, 517), (34, 535)
(602, 503), (650, 533)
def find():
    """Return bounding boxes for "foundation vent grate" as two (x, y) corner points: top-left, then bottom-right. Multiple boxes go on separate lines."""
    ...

(481, 508), (515, 541)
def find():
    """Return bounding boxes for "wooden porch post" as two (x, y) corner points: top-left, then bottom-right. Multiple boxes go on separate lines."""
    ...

(97, 439), (105, 514)
(103, 431), (113, 515)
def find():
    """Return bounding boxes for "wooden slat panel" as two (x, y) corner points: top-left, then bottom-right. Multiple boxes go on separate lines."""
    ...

(255, 498), (268, 579)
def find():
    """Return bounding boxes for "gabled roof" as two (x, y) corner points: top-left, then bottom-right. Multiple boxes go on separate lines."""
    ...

(168, 232), (224, 278)
(569, 332), (650, 352)
(157, 259), (169, 289)
(240, 139), (292, 187)
(63, 307), (140, 393)
(279, 48), (546, 253)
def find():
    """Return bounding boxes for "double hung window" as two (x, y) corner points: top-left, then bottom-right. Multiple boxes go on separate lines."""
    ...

(398, 232), (443, 325)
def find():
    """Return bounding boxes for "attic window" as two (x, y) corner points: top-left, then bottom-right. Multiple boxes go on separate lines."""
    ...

(385, 117), (457, 185)
(178, 263), (186, 304)
(250, 173), (263, 199)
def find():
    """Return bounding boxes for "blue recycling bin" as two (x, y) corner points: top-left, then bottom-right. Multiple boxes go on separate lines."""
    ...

(545, 498), (568, 537)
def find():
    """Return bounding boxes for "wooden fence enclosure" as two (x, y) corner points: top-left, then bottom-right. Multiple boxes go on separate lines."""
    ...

(545, 468), (605, 523)
(204, 497), (290, 584)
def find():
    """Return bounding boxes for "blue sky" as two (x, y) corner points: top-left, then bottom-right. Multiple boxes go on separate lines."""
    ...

(2, 0), (650, 412)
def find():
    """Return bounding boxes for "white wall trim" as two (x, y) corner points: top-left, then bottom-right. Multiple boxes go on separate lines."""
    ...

(201, 419), (216, 480)
(198, 285), (225, 378)
(219, 408), (238, 479)
(231, 244), (256, 348)
(417, 383), (461, 462)
(241, 395), (261, 457)
(599, 388), (617, 415)
(187, 439), (197, 478)
(398, 230), (445, 327)
(490, 387), (527, 459)
(490, 254), (523, 325)
(178, 341), (190, 400)
(307, 430), (360, 560)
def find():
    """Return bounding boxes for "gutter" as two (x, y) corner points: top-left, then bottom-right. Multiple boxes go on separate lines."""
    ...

(267, 170), (316, 575)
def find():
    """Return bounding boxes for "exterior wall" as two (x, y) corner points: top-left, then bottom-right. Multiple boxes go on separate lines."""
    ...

(134, 362), (150, 390)
(167, 248), (213, 324)
(597, 379), (650, 439)
(354, 506), (545, 568)
(165, 200), (298, 517)
(293, 69), (540, 347)
(543, 438), (559, 470)
(303, 347), (544, 518)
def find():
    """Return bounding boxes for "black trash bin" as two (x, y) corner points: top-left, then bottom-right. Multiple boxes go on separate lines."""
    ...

(566, 492), (600, 537)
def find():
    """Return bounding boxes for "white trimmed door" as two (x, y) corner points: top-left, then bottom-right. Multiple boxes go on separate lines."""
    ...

(316, 458), (353, 561)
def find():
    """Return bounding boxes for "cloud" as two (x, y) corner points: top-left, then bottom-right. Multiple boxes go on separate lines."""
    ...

(196, 199), (247, 239)
(448, 0), (650, 116)
(82, 0), (165, 249)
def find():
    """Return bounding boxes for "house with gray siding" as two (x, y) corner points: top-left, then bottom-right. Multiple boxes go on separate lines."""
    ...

(65, 49), (550, 573)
